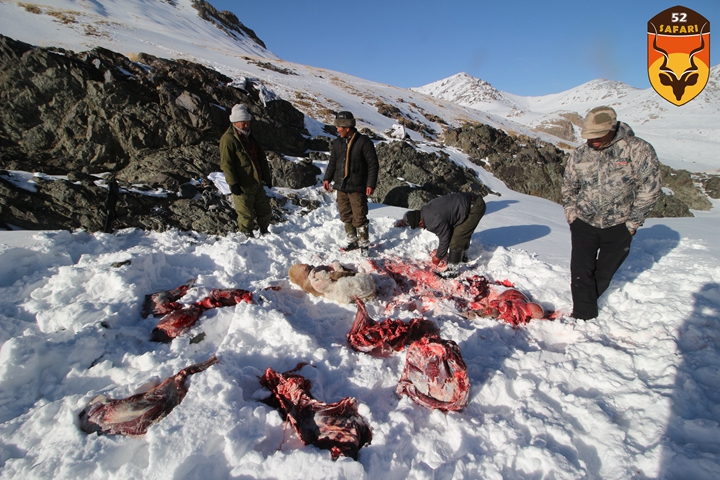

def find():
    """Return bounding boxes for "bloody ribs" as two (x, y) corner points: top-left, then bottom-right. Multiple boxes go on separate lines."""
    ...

(347, 297), (438, 354)
(396, 335), (470, 412)
(260, 366), (372, 460)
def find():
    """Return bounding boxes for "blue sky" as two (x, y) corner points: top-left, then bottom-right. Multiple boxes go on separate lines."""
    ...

(212, 0), (719, 96)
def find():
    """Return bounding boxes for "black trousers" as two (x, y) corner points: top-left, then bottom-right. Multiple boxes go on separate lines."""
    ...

(569, 219), (632, 319)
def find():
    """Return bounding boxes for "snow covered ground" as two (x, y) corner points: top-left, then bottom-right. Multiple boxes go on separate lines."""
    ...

(1, 150), (719, 479)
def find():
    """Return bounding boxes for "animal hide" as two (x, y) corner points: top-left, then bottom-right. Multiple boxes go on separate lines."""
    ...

(141, 278), (196, 318)
(396, 335), (470, 411)
(260, 366), (373, 460)
(79, 356), (219, 436)
(347, 298), (437, 354)
(289, 261), (376, 304)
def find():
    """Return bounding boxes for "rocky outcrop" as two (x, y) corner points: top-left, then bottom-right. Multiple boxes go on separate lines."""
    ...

(444, 123), (566, 203)
(0, 35), (325, 232)
(372, 141), (489, 210)
(443, 122), (711, 218)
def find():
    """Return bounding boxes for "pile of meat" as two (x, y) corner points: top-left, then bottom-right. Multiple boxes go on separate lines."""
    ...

(142, 280), (253, 342)
(260, 366), (373, 460)
(348, 298), (470, 412)
(79, 356), (219, 436)
(459, 275), (549, 326)
(367, 259), (552, 327)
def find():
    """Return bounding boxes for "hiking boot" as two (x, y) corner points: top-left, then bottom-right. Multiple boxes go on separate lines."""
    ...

(344, 222), (358, 241)
(259, 226), (269, 236)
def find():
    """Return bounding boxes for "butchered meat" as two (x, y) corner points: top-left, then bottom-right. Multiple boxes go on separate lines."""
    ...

(260, 366), (372, 460)
(396, 335), (470, 411)
(347, 297), (437, 354)
(79, 356), (219, 436)
(151, 288), (252, 342)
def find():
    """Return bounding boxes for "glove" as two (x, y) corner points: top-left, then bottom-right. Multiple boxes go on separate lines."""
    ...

(229, 184), (243, 196)
(323, 180), (331, 192)
(431, 255), (443, 266)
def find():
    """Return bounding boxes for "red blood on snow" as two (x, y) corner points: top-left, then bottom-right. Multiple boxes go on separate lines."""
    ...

(79, 356), (219, 436)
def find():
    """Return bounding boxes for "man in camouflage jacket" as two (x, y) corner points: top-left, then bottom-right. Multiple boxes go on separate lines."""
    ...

(562, 106), (661, 320)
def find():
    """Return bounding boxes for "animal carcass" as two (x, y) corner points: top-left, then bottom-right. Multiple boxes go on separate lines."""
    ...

(79, 356), (219, 436)
(289, 261), (376, 304)
(347, 298), (437, 354)
(260, 367), (372, 460)
(396, 335), (470, 411)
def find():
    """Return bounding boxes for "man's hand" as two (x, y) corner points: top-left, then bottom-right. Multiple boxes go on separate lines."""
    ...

(431, 256), (445, 267)
(323, 180), (331, 192)
(366, 186), (374, 196)
(229, 184), (243, 196)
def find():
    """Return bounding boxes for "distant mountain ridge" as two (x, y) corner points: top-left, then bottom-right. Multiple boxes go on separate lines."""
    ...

(414, 68), (720, 173)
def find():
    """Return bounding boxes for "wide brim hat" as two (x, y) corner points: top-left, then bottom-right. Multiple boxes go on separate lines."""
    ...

(581, 106), (617, 139)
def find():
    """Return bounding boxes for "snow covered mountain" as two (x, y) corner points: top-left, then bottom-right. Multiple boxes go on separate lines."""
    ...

(414, 69), (720, 173)
(3, 0), (719, 173)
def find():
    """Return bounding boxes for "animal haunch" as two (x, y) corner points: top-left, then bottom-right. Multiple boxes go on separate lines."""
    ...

(259, 366), (372, 460)
(79, 356), (219, 436)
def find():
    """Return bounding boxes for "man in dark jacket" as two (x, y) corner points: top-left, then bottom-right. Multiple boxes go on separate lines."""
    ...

(323, 111), (379, 255)
(562, 106), (661, 320)
(220, 104), (273, 237)
(403, 192), (487, 278)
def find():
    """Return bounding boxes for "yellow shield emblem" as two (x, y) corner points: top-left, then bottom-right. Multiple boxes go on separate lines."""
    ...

(648, 6), (710, 106)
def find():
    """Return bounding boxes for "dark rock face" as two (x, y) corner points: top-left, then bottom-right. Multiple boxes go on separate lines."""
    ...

(0, 35), (325, 233)
(444, 124), (566, 203)
(443, 122), (710, 218)
(267, 152), (322, 189)
(701, 175), (720, 199)
(373, 141), (489, 210)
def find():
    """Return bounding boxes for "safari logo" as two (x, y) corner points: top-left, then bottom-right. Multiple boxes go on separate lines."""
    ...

(648, 6), (710, 106)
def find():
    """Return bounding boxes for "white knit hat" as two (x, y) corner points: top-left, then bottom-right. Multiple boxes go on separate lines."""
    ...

(229, 104), (252, 123)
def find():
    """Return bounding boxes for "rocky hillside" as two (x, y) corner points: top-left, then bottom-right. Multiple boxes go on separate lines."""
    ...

(0, 36), (710, 234)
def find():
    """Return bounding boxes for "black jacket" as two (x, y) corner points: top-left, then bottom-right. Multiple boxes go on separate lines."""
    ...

(324, 131), (379, 193)
(421, 193), (474, 258)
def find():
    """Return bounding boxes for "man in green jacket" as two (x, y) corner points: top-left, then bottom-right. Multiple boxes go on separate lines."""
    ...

(220, 104), (272, 237)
